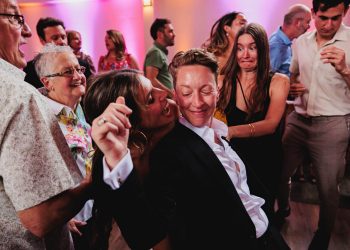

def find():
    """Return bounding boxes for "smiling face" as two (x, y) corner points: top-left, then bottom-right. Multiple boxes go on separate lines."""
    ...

(43, 52), (86, 108)
(175, 65), (218, 127)
(236, 33), (258, 72)
(138, 75), (178, 129)
(313, 2), (347, 41)
(0, 0), (32, 68)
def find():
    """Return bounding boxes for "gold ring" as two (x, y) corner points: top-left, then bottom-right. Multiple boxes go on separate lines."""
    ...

(97, 117), (107, 126)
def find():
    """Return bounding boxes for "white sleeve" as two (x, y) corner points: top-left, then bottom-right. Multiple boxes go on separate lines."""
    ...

(103, 150), (134, 190)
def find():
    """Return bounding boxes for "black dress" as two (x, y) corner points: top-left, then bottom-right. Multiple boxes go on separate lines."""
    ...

(225, 73), (282, 216)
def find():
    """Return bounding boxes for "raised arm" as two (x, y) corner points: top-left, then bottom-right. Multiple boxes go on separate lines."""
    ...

(320, 46), (350, 88)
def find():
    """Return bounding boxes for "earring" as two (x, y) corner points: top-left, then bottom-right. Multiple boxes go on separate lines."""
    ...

(226, 33), (229, 37)
(130, 130), (148, 154)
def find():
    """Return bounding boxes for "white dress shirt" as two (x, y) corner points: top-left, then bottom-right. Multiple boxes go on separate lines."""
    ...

(103, 150), (134, 189)
(179, 117), (268, 238)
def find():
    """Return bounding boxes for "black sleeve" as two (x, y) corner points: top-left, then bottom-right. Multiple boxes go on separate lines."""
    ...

(78, 58), (92, 80)
(23, 60), (43, 89)
(100, 169), (171, 250)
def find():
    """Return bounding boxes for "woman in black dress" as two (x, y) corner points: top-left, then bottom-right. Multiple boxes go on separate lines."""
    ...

(217, 23), (290, 218)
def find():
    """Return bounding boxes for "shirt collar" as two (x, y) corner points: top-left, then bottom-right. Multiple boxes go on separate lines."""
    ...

(179, 116), (228, 139)
(38, 87), (76, 116)
(0, 58), (26, 80)
(154, 42), (168, 55)
(277, 27), (292, 45)
(307, 24), (348, 44)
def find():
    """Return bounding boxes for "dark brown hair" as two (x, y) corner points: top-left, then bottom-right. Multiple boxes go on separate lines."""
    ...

(106, 29), (126, 58)
(204, 12), (242, 57)
(217, 23), (270, 120)
(313, 0), (349, 12)
(83, 69), (144, 249)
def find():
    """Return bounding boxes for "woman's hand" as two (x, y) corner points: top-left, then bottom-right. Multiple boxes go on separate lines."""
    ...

(91, 96), (132, 170)
(68, 219), (87, 236)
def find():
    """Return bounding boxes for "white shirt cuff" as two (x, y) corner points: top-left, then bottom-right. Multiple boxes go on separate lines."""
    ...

(103, 150), (133, 190)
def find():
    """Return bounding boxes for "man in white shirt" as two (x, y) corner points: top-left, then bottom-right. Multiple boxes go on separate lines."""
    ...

(98, 49), (289, 249)
(278, 0), (350, 249)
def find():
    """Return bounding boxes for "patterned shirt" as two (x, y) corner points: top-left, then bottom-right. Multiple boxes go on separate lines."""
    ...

(0, 58), (81, 249)
(41, 89), (94, 222)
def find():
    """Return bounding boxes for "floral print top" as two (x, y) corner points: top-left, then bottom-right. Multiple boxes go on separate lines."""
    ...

(41, 94), (93, 177)
(98, 53), (132, 72)
(40, 90), (94, 221)
(56, 106), (93, 176)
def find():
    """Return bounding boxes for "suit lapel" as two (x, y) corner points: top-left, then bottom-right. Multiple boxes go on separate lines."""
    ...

(174, 123), (254, 219)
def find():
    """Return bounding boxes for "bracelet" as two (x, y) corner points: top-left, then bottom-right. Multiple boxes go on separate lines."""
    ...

(248, 123), (255, 137)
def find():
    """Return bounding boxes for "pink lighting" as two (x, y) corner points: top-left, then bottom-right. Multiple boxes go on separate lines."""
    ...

(19, 0), (144, 68)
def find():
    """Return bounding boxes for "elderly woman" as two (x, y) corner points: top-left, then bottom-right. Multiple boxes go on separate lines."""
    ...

(84, 69), (178, 249)
(217, 23), (290, 219)
(34, 43), (94, 249)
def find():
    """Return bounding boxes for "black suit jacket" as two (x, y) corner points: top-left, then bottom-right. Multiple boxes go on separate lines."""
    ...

(106, 122), (276, 250)
(23, 58), (92, 89)
(146, 122), (263, 250)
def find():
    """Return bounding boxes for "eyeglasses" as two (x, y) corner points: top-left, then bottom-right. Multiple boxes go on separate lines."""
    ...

(0, 13), (25, 29)
(44, 66), (86, 78)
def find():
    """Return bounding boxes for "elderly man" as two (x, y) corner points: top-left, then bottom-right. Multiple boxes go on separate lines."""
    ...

(278, 0), (350, 249)
(269, 4), (311, 76)
(144, 18), (176, 97)
(0, 1), (92, 249)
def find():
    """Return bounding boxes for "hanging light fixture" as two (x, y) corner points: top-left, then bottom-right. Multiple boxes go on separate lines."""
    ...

(143, 0), (152, 7)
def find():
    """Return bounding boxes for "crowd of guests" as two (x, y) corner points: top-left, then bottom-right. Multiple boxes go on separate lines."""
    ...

(1, 0), (350, 249)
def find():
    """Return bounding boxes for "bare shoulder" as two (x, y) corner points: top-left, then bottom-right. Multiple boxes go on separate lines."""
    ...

(271, 73), (290, 87)
(269, 73), (290, 97)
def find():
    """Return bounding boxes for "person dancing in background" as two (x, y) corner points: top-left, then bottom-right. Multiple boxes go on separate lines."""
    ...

(203, 11), (247, 123)
(98, 30), (139, 72)
(67, 29), (96, 73)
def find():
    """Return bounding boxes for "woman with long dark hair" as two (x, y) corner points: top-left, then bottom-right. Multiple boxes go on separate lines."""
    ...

(84, 69), (178, 249)
(217, 23), (290, 218)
